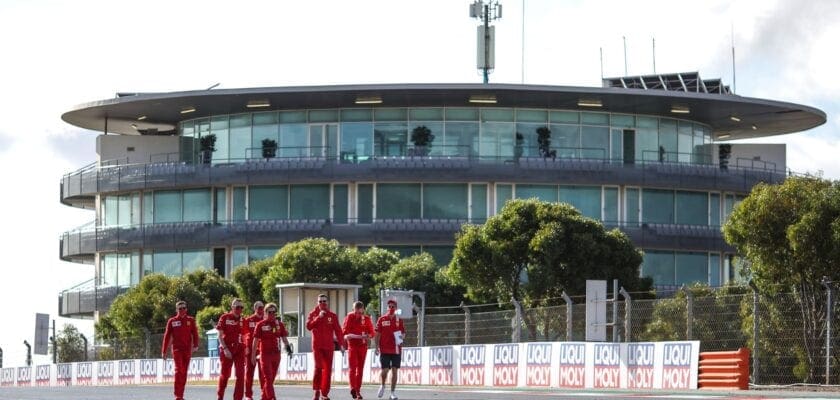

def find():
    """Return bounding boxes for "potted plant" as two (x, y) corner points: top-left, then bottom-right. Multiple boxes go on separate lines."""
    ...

(261, 138), (278, 159)
(514, 132), (524, 163)
(410, 125), (435, 156)
(199, 134), (216, 164)
(536, 126), (556, 160)
(718, 143), (732, 171)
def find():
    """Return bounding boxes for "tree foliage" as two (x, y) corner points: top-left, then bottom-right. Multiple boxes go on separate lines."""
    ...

(374, 253), (465, 309)
(54, 324), (87, 363)
(231, 257), (273, 306)
(723, 176), (840, 382)
(447, 198), (651, 305)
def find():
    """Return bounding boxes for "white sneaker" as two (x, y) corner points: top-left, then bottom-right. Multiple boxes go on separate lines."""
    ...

(389, 394), (398, 400)
(377, 385), (385, 398)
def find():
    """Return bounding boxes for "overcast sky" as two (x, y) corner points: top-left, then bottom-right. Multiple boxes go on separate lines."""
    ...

(0, 0), (837, 367)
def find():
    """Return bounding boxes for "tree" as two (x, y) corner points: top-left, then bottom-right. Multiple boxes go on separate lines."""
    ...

(374, 253), (465, 308)
(184, 269), (238, 310)
(410, 125), (435, 156)
(723, 176), (840, 382)
(231, 257), (273, 306)
(261, 238), (358, 301)
(447, 198), (650, 305)
(356, 247), (401, 307)
(54, 324), (87, 363)
(536, 126), (556, 159)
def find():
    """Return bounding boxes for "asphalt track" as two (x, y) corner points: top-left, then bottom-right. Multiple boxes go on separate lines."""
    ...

(2, 384), (840, 400)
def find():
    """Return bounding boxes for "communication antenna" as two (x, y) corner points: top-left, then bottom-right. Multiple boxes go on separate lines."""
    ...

(521, 0), (525, 84)
(623, 36), (628, 76)
(470, 0), (503, 84)
(731, 23), (736, 93)
(599, 47), (604, 80)
(652, 37), (656, 74)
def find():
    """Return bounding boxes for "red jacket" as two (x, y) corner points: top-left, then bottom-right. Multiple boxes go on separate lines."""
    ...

(253, 319), (289, 355)
(216, 311), (245, 350)
(162, 314), (199, 353)
(375, 314), (405, 355)
(342, 312), (374, 348)
(243, 313), (264, 346)
(306, 306), (345, 351)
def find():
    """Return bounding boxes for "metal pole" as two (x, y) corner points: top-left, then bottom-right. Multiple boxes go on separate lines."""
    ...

(749, 280), (759, 384)
(822, 277), (832, 385)
(561, 291), (573, 341)
(0, 346), (3, 368)
(23, 340), (32, 367)
(461, 301), (471, 345)
(511, 298), (523, 343)
(620, 287), (632, 342)
(685, 285), (694, 340)
(80, 334), (88, 362)
(521, 0), (525, 84)
(612, 280), (619, 342)
(52, 320), (57, 364)
(483, 3), (490, 84)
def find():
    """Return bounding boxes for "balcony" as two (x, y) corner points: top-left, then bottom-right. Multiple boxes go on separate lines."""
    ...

(60, 149), (787, 206)
(58, 279), (127, 317)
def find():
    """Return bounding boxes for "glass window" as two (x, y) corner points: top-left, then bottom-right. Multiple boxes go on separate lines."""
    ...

(231, 247), (248, 270)
(610, 128), (623, 161)
(443, 122), (478, 157)
(625, 187), (640, 226)
(610, 114), (635, 128)
(481, 108), (514, 122)
(183, 189), (211, 222)
(377, 183), (421, 219)
(410, 108), (443, 120)
(333, 184), (348, 224)
(279, 124), (307, 158)
(676, 252), (708, 285)
(374, 108), (407, 121)
(423, 245), (455, 266)
(411, 122), (443, 156)
(581, 126), (609, 160)
(678, 121), (693, 163)
(642, 250), (675, 286)
(550, 111), (579, 124)
(117, 194), (131, 226)
(709, 253), (721, 287)
(279, 111), (306, 123)
(636, 123), (659, 162)
(249, 247), (279, 262)
(516, 109), (547, 123)
(724, 194), (736, 221)
(603, 187), (618, 223)
(183, 249), (212, 274)
(143, 193), (153, 225)
(642, 189), (674, 224)
(357, 184), (373, 224)
(116, 253), (131, 287)
(251, 113), (278, 160)
(710, 193), (721, 227)
(551, 124), (580, 158)
(211, 116), (229, 163)
(100, 254), (117, 287)
(559, 186), (601, 219)
(131, 193), (141, 225)
(154, 191), (181, 223)
(309, 110), (339, 123)
(445, 108), (478, 121)
(515, 123), (542, 157)
(659, 119), (677, 162)
(341, 109), (372, 122)
(215, 188), (226, 223)
(378, 245), (422, 258)
(103, 196), (118, 227)
(675, 191), (708, 225)
(233, 187), (246, 221)
(142, 252), (152, 277)
(340, 122), (373, 161)
(374, 122), (408, 157)
(229, 114), (252, 161)
(581, 112), (609, 125)
(471, 184), (488, 223)
(290, 184), (330, 220)
(424, 183), (468, 220)
(496, 184), (513, 213)
(249, 186), (288, 220)
(153, 251), (182, 276)
(131, 252), (140, 285)
(516, 184), (558, 202)
(480, 122), (514, 159)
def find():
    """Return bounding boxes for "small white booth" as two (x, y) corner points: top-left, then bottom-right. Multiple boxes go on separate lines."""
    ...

(276, 282), (363, 353)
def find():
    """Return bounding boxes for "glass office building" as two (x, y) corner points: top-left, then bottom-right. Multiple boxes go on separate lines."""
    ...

(58, 77), (826, 317)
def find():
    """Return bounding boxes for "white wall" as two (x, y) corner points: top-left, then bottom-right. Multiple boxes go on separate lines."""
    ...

(96, 135), (181, 165)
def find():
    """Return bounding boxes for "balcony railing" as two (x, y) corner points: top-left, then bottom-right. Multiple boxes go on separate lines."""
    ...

(58, 279), (127, 317)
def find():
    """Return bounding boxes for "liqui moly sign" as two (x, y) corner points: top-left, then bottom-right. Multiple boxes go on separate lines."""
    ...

(525, 343), (551, 386)
(399, 348), (422, 384)
(459, 345), (485, 386)
(492, 344), (518, 386)
(139, 359), (158, 384)
(188, 358), (204, 380)
(428, 346), (453, 385)
(593, 343), (620, 389)
(287, 353), (308, 381)
(98, 361), (115, 385)
(117, 360), (135, 385)
(662, 342), (693, 389)
(76, 362), (93, 386)
(627, 343), (654, 389)
(558, 343), (584, 388)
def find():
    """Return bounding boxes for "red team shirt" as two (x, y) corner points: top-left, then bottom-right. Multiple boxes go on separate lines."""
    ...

(342, 313), (375, 347)
(216, 312), (245, 350)
(375, 315), (405, 354)
(252, 319), (289, 355)
(306, 307), (345, 350)
(162, 314), (199, 352)
(243, 313), (263, 350)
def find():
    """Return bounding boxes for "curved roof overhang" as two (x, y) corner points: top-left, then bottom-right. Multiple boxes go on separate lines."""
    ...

(61, 83), (826, 140)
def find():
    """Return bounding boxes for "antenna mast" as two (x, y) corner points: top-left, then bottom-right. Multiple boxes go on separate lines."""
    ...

(470, 1), (503, 84)
(652, 37), (656, 74)
(623, 36), (628, 76)
(731, 23), (736, 93)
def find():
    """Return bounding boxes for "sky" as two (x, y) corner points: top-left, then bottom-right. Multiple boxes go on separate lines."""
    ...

(0, 0), (837, 367)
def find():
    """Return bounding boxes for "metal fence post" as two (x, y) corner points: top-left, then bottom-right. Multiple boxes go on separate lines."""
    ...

(143, 328), (151, 359)
(685, 285), (694, 340)
(822, 277), (832, 385)
(511, 298), (523, 343)
(749, 280), (760, 384)
(461, 301), (471, 345)
(619, 287), (632, 342)
(561, 291), (573, 342)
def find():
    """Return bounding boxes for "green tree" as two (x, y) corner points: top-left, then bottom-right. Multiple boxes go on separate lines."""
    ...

(374, 253), (465, 308)
(447, 198), (650, 304)
(723, 176), (840, 382)
(54, 324), (87, 363)
(357, 247), (401, 307)
(196, 305), (227, 334)
(184, 269), (238, 309)
(231, 257), (273, 306)
(261, 238), (360, 301)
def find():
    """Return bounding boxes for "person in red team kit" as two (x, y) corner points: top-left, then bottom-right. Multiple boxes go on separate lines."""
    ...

(342, 301), (375, 400)
(242, 301), (265, 400)
(250, 302), (293, 400)
(306, 294), (346, 400)
(374, 299), (405, 400)
(217, 298), (246, 400)
(162, 300), (199, 400)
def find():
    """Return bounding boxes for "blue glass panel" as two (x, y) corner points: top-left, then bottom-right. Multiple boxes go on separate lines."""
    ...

(154, 191), (182, 223)
(341, 109), (373, 122)
(604, 187), (618, 223)
(676, 252), (708, 285)
(625, 188), (640, 226)
(309, 110), (339, 122)
(675, 191), (708, 225)
(357, 184), (373, 224)
(516, 184), (557, 202)
(559, 186), (601, 219)
(183, 249), (212, 274)
(410, 108), (443, 120)
(423, 246), (455, 265)
(233, 187), (246, 221)
(471, 184), (487, 223)
(374, 108), (407, 121)
(496, 184), (513, 213)
(377, 184), (421, 219)
(516, 109), (547, 123)
(333, 184), (348, 224)
(642, 189), (674, 224)
(249, 186), (288, 220)
(183, 189), (211, 222)
(550, 111), (579, 124)
(710, 193), (721, 227)
(153, 251), (182, 276)
(581, 126), (609, 160)
(709, 254), (721, 287)
(375, 122), (408, 157)
(641, 250), (674, 286)
(290, 184), (330, 220)
(443, 122), (478, 157)
(445, 108), (479, 121)
(340, 122), (373, 161)
(424, 184), (468, 219)
(249, 247), (279, 262)
(279, 124), (307, 158)
(481, 108), (514, 122)
(231, 247), (248, 270)
(229, 114), (251, 161)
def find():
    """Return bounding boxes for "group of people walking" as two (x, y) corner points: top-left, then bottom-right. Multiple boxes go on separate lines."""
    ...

(160, 295), (406, 400)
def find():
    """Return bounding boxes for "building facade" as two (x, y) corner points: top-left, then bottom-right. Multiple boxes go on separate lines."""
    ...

(58, 77), (826, 318)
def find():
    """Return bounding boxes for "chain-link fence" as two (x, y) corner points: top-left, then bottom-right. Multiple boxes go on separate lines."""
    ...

(78, 283), (840, 387)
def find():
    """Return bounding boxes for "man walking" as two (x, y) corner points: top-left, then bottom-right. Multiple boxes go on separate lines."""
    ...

(343, 301), (374, 400)
(243, 301), (265, 400)
(217, 298), (246, 400)
(162, 300), (199, 400)
(251, 302), (293, 400)
(374, 299), (405, 400)
(306, 294), (346, 400)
